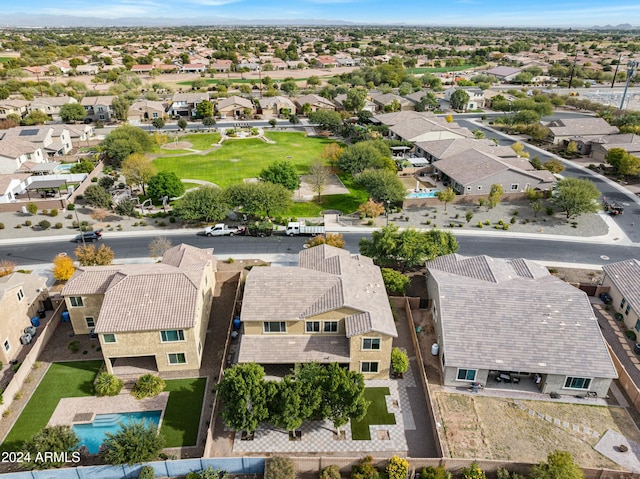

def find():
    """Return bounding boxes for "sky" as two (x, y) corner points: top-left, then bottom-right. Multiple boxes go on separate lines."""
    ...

(5, 0), (640, 27)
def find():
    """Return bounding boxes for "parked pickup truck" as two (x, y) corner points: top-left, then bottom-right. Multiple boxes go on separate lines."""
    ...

(285, 221), (325, 236)
(204, 224), (240, 236)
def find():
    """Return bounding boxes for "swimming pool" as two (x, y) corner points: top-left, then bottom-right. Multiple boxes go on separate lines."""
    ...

(73, 410), (162, 454)
(55, 163), (75, 172)
(407, 190), (441, 199)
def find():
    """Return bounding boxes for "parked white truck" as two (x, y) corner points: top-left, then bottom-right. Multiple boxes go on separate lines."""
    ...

(285, 222), (325, 236)
(204, 224), (240, 236)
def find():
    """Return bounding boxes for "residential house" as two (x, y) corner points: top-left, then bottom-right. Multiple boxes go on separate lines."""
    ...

(130, 64), (154, 74)
(546, 118), (619, 147)
(179, 64), (206, 74)
(0, 272), (48, 365)
(0, 100), (30, 120)
(336, 57), (358, 68)
(0, 139), (47, 174)
(0, 126), (72, 157)
(602, 259), (640, 336)
(238, 245), (397, 379)
(0, 174), (30, 203)
(64, 124), (95, 144)
(369, 93), (415, 112)
(483, 66), (523, 81)
(431, 148), (556, 195)
(316, 55), (337, 68)
(257, 96), (297, 119)
(75, 64), (99, 75)
(444, 86), (485, 110)
(128, 100), (168, 123)
(426, 254), (617, 397)
(211, 59), (233, 72)
(168, 92), (210, 118)
(216, 96), (254, 118)
(385, 113), (474, 143)
(80, 95), (116, 123)
(27, 96), (78, 121)
(415, 138), (517, 163)
(334, 94), (376, 114)
(589, 134), (640, 162)
(295, 94), (336, 114)
(61, 244), (217, 374)
(237, 62), (260, 72)
(287, 60), (305, 69)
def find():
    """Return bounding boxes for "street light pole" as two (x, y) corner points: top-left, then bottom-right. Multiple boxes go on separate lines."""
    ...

(619, 61), (638, 110)
(386, 200), (390, 226)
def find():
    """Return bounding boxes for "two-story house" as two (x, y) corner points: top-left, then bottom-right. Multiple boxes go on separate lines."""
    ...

(168, 92), (210, 119)
(61, 244), (217, 374)
(0, 126), (71, 157)
(0, 139), (47, 174)
(294, 94), (337, 114)
(0, 272), (47, 365)
(80, 95), (116, 122)
(0, 99), (30, 120)
(602, 259), (640, 336)
(444, 86), (486, 111)
(27, 96), (78, 122)
(237, 245), (397, 379)
(257, 96), (297, 119)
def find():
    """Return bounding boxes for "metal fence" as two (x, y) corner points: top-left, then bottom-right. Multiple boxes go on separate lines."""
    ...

(0, 457), (264, 479)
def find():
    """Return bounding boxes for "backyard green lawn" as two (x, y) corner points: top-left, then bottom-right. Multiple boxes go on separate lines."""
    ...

(350, 387), (396, 440)
(161, 377), (206, 447)
(179, 132), (222, 150)
(154, 132), (334, 188)
(288, 173), (368, 217)
(1, 360), (103, 452)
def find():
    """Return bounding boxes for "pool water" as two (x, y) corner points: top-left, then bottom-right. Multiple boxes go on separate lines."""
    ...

(73, 411), (162, 454)
(407, 189), (441, 199)
(55, 163), (75, 172)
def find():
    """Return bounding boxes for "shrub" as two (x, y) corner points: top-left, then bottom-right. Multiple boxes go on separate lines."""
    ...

(461, 462), (486, 479)
(546, 206), (554, 216)
(484, 220), (490, 225)
(169, 216), (176, 223)
(139, 466), (155, 479)
(513, 210), (519, 216)
(391, 347), (409, 374)
(266, 457), (296, 479)
(15, 224), (21, 229)
(510, 216), (517, 224)
(387, 455), (409, 479)
(24, 220), (32, 227)
(626, 330), (637, 341)
(503, 224), (510, 230)
(352, 456), (379, 479)
(67, 203), (75, 211)
(477, 222), (483, 228)
(95, 372), (124, 396)
(132, 374), (165, 399)
(50, 209), (59, 217)
(42, 209), (49, 215)
(0, 223), (4, 229)
(67, 340), (80, 353)
(54, 222), (63, 229)
(498, 219), (504, 225)
(320, 465), (342, 479)
(420, 465), (451, 479)
(38, 220), (51, 230)
(12, 362), (20, 372)
(27, 203), (38, 215)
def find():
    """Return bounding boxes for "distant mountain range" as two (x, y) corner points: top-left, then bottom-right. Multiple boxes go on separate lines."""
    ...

(0, 13), (355, 28)
(1, 14), (639, 29)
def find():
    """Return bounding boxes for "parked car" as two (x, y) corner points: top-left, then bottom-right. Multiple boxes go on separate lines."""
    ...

(72, 231), (102, 243)
(599, 292), (612, 304)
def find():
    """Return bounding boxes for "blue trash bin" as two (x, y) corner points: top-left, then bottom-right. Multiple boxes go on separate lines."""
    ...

(30, 316), (40, 327)
(61, 311), (70, 323)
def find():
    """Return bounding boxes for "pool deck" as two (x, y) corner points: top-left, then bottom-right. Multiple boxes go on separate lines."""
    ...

(48, 392), (169, 426)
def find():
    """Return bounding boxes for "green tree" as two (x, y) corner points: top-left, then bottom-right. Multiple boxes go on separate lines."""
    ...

(151, 117), (165, 129)
(83, 184), (112, 209)
(122, 153), (156, 195)
(356, 169), (406, 204)
(178, 118), (188, 130)
(0, 87), (9, 100)
(225, 182), (291, 219)
(70, 159), (95, 174)
(259, 160), (300, 191)
(449, 89), (470, 110)
(543, 159), (565, 174)
(22, 110), (50, 125)
(115, 198), (137, 217)
(565, 140), (578, 155)
(75, 244), (115, 266)
(606, 147), (640, 176)
(102, 420), (165, 465)
(339, 142), (387, 174)
(174, 186), (229, 222)
(60, 103), (87, 123)
(147, 171), (185, 200)
(268, 376), (303, 433)
(202, 117), (216, 129)
(217, 363), (269, 433)
(102, 125), (154, 167)
(22, 425), (79, 469)
(510, 142), (529, 158)
(436, 187), (456, 211)
(196, 100), (214, 119)
(308, 110), (342, 132)
(488, 184), (504, 209)
(322, 363), (369, 431)
(342, 88), (367, 113)
(132, 374), (165, 399)
(94, 372), (124, 396)
(552, 177), (600, 219)
(381, 268), (409, 295)
(111, 95), (131, 122)
(530, 450), (584, 479)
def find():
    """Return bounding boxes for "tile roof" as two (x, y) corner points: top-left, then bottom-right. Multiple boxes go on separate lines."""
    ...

(61, 244), (215, 333)
(547, 118), (619, 138)
(0, 138), (39, 159)
(389, 116), (473, 142)
(241, 245), (395, 337)
(237, 335), (350, 363)
(427, 254), (617, 379)
(603, 259), (640, 310)
(374, 110), (438, 126)
(80, 96), (116, 107)
(415, 138), (516, 160)
(295, 94), (335, 108)
(217, 96), (253, 110)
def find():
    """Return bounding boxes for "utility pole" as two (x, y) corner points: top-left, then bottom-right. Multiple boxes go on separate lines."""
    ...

(567, 45), (580, 90)
(619, 60), (638, 110)
(611, 53), (623, 88)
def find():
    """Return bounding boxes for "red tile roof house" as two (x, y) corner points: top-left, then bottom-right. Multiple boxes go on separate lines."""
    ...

(61, 244), (217, 375)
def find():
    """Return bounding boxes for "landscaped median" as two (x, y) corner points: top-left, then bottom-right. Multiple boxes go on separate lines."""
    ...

(1, 361), (206, 455)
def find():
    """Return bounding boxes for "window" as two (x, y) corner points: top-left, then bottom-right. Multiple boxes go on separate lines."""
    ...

(152, 112), (158, 118)
(305, 321), (320, 333)
(102, 334), (116, 343)
(168, 353), (186, 365)
(69, 296), (84, 307)
(362, 338), (381, 350)
(3, 339), (10, 352)
(16, 289), (24, 301)
(564, 377), (591, 390)
(456, 368), (477, 382)
(198, 341), (202, 356)
(263, 321), (286, 333)
(323, 321), (338, 333)
(635, 319), (640, 332)
(361, 362), (379, 373)
(85, 317), (95, 328)
(626, 304), (631, 315)
(161, 330), (185, 342)
(621, 298), (626, 309)
(510, 184), (519, 191)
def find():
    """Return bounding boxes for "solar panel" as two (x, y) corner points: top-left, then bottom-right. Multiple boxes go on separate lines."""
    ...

(19, 129), (39, 136)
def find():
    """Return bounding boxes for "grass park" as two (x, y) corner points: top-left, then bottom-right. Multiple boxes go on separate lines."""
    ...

(1, 361), (206, 452)
(155, 131), (369, 216)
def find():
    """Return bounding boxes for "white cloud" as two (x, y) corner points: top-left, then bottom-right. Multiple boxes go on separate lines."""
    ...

(187, 0), (242, 6)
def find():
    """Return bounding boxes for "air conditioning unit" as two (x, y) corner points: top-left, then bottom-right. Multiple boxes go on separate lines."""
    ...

(20, 333), (32, 345)
(24, 326), (37, 337)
